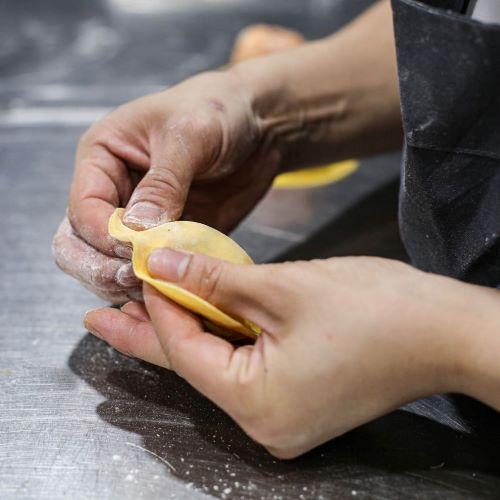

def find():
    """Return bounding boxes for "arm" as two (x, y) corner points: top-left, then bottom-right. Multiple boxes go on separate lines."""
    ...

(84, 251), (500, 458)
(53, 0), (401, 302)
(231, 0), (402, 170)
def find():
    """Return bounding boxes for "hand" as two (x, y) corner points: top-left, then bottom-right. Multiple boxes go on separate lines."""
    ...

(84, 251), (472, 458)
(53, 70), (280, 303)
(54, 0), (402, 303)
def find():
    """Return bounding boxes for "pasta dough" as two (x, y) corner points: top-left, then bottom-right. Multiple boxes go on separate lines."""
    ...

(273, 160), (358, 189)
(108, 208), (260, 341)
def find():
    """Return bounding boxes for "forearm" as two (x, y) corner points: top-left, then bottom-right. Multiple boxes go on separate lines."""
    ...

(450, 282), (500, 411)
(230, 0), (402, 170)
(413, 271), (500, 412)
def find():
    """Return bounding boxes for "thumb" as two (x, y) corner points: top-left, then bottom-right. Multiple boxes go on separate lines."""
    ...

(122, 143), (195, 230)
(147, 247), (280, 329)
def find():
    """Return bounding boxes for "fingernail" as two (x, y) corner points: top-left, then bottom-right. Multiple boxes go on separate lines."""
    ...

(123, 202), (164, 229)
(148, 248), (191, 282)
(116, 262), (140, 287)
(84, 310), (103, 340)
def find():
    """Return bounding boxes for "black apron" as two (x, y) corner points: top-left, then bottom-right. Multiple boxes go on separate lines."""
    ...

(392, 0), (500, 287)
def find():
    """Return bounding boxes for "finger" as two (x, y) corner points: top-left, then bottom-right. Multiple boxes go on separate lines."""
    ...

(144, 284), (259, 407)
(121, 301), (150, 321)
(122, 121), (209, 229)
(53, 218), (141, 291)
(84, 306), (169, 368)
(116, 262), (142, 288)
(69, 132), (139, 257)
(146, 247), (284, 330)
(126, 288), (144, 303)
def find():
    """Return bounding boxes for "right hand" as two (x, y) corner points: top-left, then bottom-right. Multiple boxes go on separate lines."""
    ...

(84, 250), (471, 458)
(52, 70), (281, 303)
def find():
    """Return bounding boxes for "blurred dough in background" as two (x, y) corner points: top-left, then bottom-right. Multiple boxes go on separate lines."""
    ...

(230, 24), (305, 63)
(230, 23), (359, 190)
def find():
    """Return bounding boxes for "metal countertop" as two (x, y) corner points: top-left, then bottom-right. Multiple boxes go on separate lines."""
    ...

(1, 1), (500, 498)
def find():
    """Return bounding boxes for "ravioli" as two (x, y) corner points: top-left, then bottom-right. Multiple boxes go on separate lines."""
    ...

(109, 208), (260, 341)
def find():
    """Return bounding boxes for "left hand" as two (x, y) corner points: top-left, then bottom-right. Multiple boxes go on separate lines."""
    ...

(52, 70), (281, 303)
(84, 251), (471, 458)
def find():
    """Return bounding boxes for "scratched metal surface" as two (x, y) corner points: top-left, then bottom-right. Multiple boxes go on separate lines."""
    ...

(2, 0), (500, 499)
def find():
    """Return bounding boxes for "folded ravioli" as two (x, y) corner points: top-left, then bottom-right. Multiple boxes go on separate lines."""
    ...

(108, 208), (260, 341)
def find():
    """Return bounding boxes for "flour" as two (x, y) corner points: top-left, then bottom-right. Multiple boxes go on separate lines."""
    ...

(52, 217), (141, 303)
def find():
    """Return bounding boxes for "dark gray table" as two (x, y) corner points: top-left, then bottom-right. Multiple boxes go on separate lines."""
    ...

(2, 1), (500, 498)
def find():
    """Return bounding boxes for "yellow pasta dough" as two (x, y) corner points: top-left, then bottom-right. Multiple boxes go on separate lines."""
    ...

(273, 160), (358, 189)
(108, 208), (260, 341)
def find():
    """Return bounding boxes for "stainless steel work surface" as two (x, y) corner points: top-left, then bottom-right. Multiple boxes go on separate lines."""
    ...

(2, 1), (500, 499)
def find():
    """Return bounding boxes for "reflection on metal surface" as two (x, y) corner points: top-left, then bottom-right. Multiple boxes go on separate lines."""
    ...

(273, 159), (358, 189)
(72, 20), (121, 60)
(244, 223), (303, 242)
(107, 0), (259, 15)
(0, 107), (110, 126)
(15, 84), (165, 101)
(472, 0), (500, 22)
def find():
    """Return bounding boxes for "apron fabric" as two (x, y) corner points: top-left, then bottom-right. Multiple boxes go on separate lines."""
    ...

(391, 0), (500, 287)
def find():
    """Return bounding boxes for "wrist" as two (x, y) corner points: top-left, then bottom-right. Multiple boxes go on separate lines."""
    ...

(229, 38), (349, 171)
(415, 272), (500, 411)
(228, 0), (402, 171)
(389, 271), (492, 400)
(449, 283), (500, 409)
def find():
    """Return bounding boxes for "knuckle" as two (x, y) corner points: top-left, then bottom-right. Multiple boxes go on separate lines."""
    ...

(90, 261), (123, 289)
(139, 167), (183, 202)
(152, 166), (182, 191)
(118, 321), (145, 357)
(161, 329), (188, 374)
(52, 217), (126, 296)
(87, 262), (119, 290)
(78, 124), (99, 150)
(173, 112), (214, 137)
(191, 258), (224, 304)
(91, 270), (116, 289)
(83, 258), (121, 290)
(167, 113), (222, 171)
